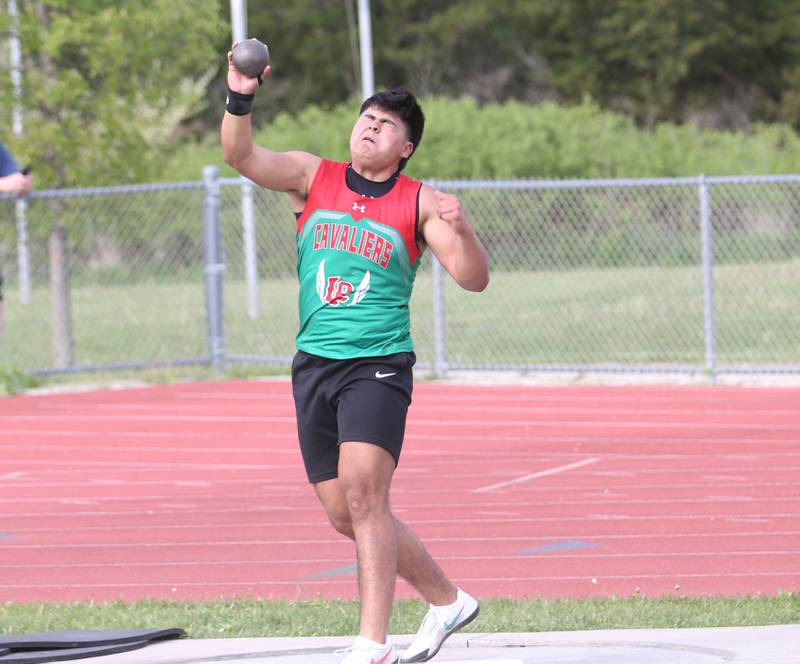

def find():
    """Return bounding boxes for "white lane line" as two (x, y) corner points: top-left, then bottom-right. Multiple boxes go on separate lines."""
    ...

(0, 414), (295, 423)
(4, 531), (800, 549)
(2, 430), (798, 447)
(1, 550), (798, 569)
(475, 457), (602, 493)
(44, 401), (793, 418)
(3, 414), (800, 429)
(0, 459), (292, 470)
(2, 570), (798, 590)
(0, 472), (27, 480)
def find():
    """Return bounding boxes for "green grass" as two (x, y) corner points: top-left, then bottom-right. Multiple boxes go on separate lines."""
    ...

(419, 261), (800, 367)
(1, 595), (797, 638)
(1, 260), (797, 380)
(0, 367), (43, 395)
(0, 364), (291, 397)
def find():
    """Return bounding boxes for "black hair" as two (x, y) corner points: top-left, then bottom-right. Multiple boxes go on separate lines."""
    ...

(359, 87), (424, 171)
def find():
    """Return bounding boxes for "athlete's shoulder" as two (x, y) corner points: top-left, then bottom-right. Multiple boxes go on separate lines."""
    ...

(416, 182), (439, 221)
(318, 159), (349, 173)
(398, 171), (423, 188)
(392, 172), (423, 206)
(309, 159), (347, 187)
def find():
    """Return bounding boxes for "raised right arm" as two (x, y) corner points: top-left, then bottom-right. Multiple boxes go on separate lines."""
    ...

(220, 48), (320, 197)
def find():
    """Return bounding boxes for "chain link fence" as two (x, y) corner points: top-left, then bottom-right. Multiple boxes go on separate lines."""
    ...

(1, 171), (798, 381)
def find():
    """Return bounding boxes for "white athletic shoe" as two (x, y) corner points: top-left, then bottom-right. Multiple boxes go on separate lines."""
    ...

(337, 636), (399, 664)
(401, 588), (480, 663)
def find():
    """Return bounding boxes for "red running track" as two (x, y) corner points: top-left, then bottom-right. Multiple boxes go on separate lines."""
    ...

(0, 379), (798, 603)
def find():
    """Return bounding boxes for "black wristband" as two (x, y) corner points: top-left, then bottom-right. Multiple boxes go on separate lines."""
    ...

(226, 88), (255, 116)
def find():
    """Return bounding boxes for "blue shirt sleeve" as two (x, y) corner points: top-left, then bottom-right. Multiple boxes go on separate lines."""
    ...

(0, 142), (21, 177)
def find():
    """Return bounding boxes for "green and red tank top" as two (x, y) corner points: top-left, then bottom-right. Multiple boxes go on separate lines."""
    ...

(295, 159), (423, 359)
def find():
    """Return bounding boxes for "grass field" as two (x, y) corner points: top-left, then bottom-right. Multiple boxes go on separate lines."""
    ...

(1, 595), (798, 639)
(0, 260), (797, 379)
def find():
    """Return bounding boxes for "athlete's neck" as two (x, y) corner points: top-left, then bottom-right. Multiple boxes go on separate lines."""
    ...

(346, 163), (399, 198)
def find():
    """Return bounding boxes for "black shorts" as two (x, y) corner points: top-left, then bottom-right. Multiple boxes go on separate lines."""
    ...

(291, 350), (416, 484)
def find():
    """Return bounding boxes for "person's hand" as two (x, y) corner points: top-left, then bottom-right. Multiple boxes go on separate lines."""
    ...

(434, 190), (468, 233)
(0, 172), (33, 196)
(227, 44), (271, 95)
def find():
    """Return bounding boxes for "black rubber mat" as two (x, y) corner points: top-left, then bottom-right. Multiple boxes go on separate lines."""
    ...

(0, 628), (185, 663)
(0, 628), (184, 650)
(0, 640), (149, 662)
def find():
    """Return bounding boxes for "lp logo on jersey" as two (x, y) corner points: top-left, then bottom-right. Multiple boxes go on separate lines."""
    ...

(324, 277), (353, 305)
(317, 260), (370, 307)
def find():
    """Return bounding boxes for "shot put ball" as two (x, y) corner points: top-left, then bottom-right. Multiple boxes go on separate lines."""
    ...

(232, 39), (270, 78)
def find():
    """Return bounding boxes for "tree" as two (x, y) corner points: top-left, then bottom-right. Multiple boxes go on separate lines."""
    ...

(0, 1), (224, 367)
(501, 0), (800, 128)
(2, 0), (223, 188)
(208, 0), (800, 131)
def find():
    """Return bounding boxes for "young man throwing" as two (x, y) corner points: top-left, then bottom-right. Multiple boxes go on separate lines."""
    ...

(221, 52), (489, 664)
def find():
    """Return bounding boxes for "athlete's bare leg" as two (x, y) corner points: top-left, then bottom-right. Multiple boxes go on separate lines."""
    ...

(316, 444), (456, 642)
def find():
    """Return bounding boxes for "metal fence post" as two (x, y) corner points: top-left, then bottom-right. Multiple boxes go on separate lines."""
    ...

(203, 165), (225, 372)
(241, 177), (259, 319)
(15, 199), (31, 304)
(698, 175), (717, 383)
(431, 255), (448, 378)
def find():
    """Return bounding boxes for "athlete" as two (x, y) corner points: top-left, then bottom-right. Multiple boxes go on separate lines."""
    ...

(221, 50), (489, 664)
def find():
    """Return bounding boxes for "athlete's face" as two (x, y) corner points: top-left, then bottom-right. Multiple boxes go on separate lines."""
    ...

(349, 106), (414, 169)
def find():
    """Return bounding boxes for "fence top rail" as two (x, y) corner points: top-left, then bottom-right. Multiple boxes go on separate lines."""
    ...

(4, 173), (800, 201)
(218, 173), (800, 190)
(425, 174), (800, 190)
(1, 180), (205, 201)
(220, 176), (256, 186)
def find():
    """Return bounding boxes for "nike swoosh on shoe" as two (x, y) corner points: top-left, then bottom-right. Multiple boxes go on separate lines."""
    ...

(443, 607), (465, 632)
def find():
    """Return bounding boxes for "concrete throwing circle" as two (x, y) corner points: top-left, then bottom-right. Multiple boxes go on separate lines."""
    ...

(202, 644), (726, 662)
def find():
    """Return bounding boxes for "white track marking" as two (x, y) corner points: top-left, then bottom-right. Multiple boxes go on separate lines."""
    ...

(3, 413), (800, 430)
(3, 510), (795, 533)
(475, 457), (602, 493)
(1, 570), (798, 591)
(2, 549), (799, 569)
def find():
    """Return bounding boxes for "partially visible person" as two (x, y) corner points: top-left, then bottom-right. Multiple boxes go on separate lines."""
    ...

(0, 142), (32, 196)
(0, 141), (33, 338)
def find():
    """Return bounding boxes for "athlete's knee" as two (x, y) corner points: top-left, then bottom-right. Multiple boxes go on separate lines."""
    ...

(325, 504), (354, 538)
(344, 483), (390, 524)
(315, 479), (356, 538)
(338, 443), (394, 524)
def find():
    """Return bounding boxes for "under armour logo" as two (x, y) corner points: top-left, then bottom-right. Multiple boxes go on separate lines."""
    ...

(352, 202), (366, 213)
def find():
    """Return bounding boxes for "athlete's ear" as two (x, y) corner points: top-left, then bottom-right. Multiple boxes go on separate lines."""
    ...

(402, 141), (414, 159)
